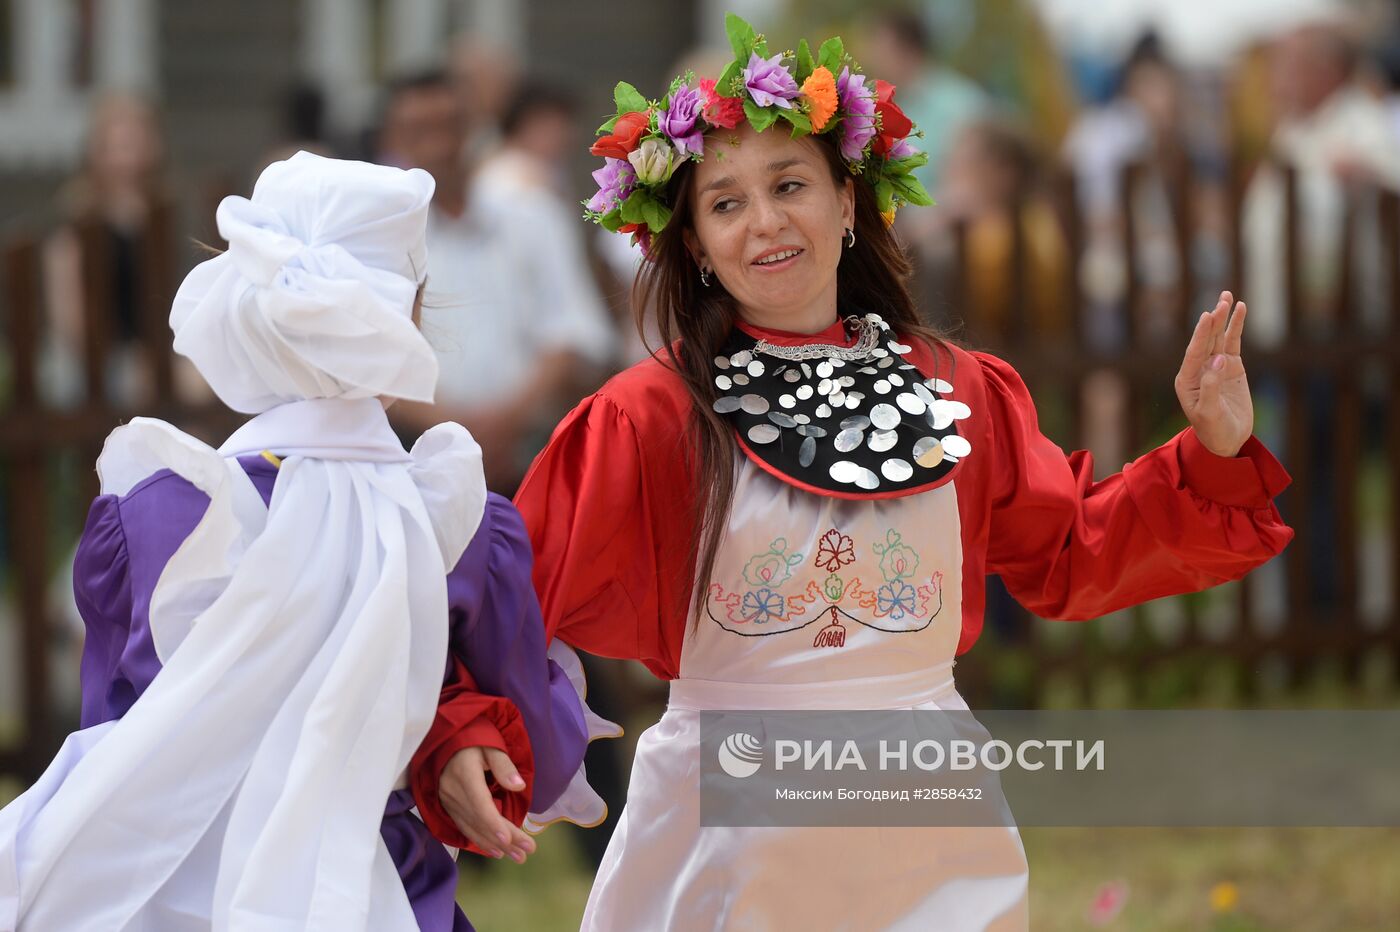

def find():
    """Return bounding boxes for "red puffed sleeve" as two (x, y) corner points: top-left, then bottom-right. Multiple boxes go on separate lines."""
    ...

(977, 351), (1294, 620)
(513, 366), (699, 680)
(410, 655), (535, 854)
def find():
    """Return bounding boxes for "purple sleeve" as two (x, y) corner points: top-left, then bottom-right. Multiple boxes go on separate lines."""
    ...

(73, 496), (136, 728)
(446, 492), (589, 811)
(73, 459), (279, 728)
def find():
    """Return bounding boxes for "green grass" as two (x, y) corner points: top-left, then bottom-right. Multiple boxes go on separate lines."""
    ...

(1023, 827), (1400, 931)
(455, 824), (1400, 930)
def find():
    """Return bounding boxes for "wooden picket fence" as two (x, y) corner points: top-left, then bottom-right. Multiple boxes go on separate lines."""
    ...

(2, 163), (1398, 787)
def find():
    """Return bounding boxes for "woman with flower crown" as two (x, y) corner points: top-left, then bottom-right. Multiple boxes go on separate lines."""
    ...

(413, 15), (1293, 930)
(0, 152), (610, 931)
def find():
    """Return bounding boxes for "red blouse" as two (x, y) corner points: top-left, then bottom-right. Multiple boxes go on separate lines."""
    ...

(512, 324), (1293, 676)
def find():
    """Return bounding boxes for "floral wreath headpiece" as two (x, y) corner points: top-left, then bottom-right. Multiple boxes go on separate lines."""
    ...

(583, 13), (934, 254)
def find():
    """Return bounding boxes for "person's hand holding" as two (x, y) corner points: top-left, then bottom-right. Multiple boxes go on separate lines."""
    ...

(1175, 291), (1253, 458)
(438, 746), (536, 863)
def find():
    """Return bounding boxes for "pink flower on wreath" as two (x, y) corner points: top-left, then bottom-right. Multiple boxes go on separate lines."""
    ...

(836, 67), (877, 160)
(814, 528), (855, 573)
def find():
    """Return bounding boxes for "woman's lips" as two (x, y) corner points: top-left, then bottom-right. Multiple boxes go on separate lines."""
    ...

(750, 247), (804, 270)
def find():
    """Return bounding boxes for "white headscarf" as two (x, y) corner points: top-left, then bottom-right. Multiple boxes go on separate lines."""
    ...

(0, 152), (485, 931)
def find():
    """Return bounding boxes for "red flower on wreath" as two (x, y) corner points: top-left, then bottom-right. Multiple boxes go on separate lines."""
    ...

(872, 80), (913, 158)
(590, 110), (651, 159)
(700, 78), (745, 129)
(814, 529), (855, 573)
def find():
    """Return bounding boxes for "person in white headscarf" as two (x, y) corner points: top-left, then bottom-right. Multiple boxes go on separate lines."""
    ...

(0, 152), (611, 931)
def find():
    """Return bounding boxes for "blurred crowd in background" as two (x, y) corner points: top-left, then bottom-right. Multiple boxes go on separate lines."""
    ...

(11, 0), (1400, 489)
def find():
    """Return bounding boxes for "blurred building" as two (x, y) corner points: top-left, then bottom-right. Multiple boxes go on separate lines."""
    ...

(0, 0), (697, 233)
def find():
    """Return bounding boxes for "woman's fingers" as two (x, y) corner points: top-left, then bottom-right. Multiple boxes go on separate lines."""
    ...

(440, 750), (507, 858)
(1222, 301), (1247, 357)
(1181, 296), (1224, 377)
(483, 747), (527, 793)
(454, 751), (534, 863)
(1208, 291), (1233, 357)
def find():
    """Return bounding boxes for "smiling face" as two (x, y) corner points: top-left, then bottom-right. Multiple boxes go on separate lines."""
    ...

(683, 124), (855, 334)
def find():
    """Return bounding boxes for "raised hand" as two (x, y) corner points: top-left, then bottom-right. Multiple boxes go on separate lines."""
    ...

(1175, 291), (1253, 458)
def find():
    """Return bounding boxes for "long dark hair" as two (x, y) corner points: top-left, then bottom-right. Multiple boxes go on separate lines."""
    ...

(635, 130), (950, 601)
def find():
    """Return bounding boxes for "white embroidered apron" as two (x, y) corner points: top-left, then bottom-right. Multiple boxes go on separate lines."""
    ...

(582, 456), (1029, 931)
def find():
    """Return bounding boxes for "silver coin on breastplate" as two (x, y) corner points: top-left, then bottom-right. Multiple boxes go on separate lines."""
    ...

(870, 404), (901, 431)
(739, 394), (769, 415)
(942, 435), (972, 458)
(713, 396), (742, 414)
(895, 392), (926, 415)
(913, 436), (944, 468)
(881, 458), (914, 482)
(868, 429), (898, 452)
(747, 423), (780, 444)
(834, 428), (864, 453)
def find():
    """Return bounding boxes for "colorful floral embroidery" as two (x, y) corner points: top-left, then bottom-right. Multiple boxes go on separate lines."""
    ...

(742, 537), (804, 588)
(876, 581), (918, 620)
(813, 528), (855, 573)
(917, 571), (944, 616)
(710, 583), (796, 625)
(707, 525), (944, 641)
(741, 588), (785, 623)
(873, 528), (920, 582)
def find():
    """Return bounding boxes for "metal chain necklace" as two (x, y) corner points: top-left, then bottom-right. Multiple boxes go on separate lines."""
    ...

(752, 315), (880, 362)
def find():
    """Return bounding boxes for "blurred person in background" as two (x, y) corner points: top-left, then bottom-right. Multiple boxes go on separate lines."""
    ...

(1243, 16), (1400, 349)
(933, 118), (1069, 342)
(42, 93), (204, 408)
(378, 70), (615, 493)
(1062, 34), (1203, 475)
(1240, 15), (1400, 614)
(448, 35), (522, 161)
(858, 10), (989, 199)
(942, 0), (1076, 149)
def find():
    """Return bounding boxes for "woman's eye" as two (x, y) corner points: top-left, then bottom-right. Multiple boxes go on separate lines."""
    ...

(713, 198), (738, 213)
(778, 180), (805, 194)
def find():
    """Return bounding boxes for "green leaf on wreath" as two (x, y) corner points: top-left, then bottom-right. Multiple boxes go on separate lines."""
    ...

(613, 82), (647, 115)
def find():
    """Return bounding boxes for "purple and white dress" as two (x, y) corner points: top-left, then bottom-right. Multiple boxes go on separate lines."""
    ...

(66, 453), (588, 932)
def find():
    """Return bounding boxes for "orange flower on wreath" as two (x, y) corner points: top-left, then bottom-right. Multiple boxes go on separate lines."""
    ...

(801, 66), (838, 131)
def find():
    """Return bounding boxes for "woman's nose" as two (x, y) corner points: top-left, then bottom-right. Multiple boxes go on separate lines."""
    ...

(748, 194), (789, 236)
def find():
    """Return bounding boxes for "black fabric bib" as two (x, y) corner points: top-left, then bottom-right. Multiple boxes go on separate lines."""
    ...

(711, 314), (972, 497)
